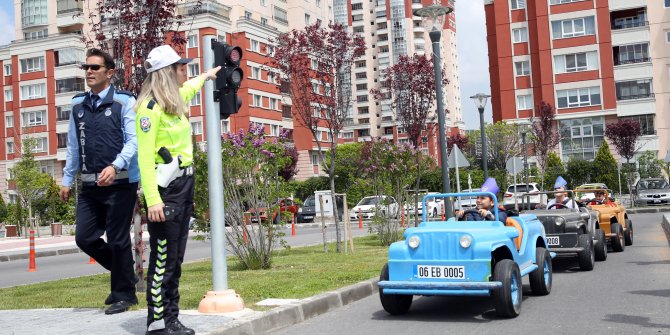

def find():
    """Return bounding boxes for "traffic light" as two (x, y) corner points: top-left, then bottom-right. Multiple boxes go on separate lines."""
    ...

(212, 40), (243, 119)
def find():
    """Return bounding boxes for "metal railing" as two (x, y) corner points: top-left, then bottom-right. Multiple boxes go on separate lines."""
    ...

(613, 57), (650, 66)
(616, 92), (655, 101)
(611, 20), (648, 30)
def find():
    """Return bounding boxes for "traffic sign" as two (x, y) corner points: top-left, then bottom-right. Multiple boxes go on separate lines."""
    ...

(448, 144), (470, 168)
(506, 157), (524, 174)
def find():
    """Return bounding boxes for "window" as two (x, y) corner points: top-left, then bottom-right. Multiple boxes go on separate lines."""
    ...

(312, 83), (319, 94)
(620, 114), (655, 136)
(514, 61), (530, 76)
(269, 98), (278, 110)
(316, 0), (321, 6)
(190, 92), (201, 106)
(356, 61), (366, 68)
(305, 14), (310, 25)
(512, 28), (528, 43)
(3, 64), (10, 76)
(267, 71), (277, 84)
(356, 83), (367, 91)
(667, 31), (670, 43)
(358, 106), (369, 114)
(57, 133), (68, 149)
(260, 0), (267, 6)
(313, 106), (321, 118)
(251, 66), (261, 79)
(311, 153), (320, 165)
(615, 79), (653, 101)
(4, 88), (12, 102)
(217, 34), (226, 43)
(22, 110), (46, 127)
(56, 106), (71, 121)
(191, 121), (203, 135)
(324, 84), (332, 96)
(55, 48), (84, 67)
(271, 124), (279, 136)
(311, 59), (318, 70)
(6, 142), (14, 154)
(20, 83), (46, 100)
(511, 0), (526, 9)
(353, 26), (364, 33)
(551, 0), (584, 4)
(221, 120), (229, 134)
(245, 11), (252, 19)
(56, 78), (85, 94)
(554, 52), (598, 73)
(5, 115), (13, 128)
(343, 132), (354, 139)
(352, 3), (363, 10)
(352, 14), (363, 21)
(251, 40), (260, 52)
(22, 0), (48, 27)
(187, 34), (198, 48)
(253, 94), (262, 107)
(20, 56), (45, 73)
(560, 117), (604, 161)
(188, 63), (200, 77)
(32, 137), (48, 153)
(23, 29), (48, 40)
(556, 87), (601, 108)
(517, 94), (533, 110)
(613, 43), (649, 65)
(357, 95), (368, 102)
(355, 72), (367, 79)
(666, 0), (670, 7)
(551, 17), (596, 39)
(267, 45), (274, 56)
(612, 11), (647, 30)
(274, 7), (288, 24)
(261, 17), (268, 25)
(357, 129), (370, 137)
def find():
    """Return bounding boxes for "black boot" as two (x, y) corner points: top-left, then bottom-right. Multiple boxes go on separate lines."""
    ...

(166, 320), (195, 335)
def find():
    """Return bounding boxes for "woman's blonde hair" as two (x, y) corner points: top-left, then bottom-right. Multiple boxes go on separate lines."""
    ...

(136, 64), (185, 116)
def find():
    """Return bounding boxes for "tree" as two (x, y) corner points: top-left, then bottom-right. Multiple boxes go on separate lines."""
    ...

(470, 122), (521, 171)
(0, 196), (7, 224)
(638, 151), (663, 179)
(542, 152), (565, 190)
(530, 102), (561, 189)
(81, 0), (195, 94)
(605, 119), (641, 202)
(273, 22), (366, 252)
(566, 159), (593, 188)
(448, 133), (470, 152)
(371, 54), (446, 226)
(9, 138), (53, 236)
(278, 145), (299, 182)
(592, 142), (620, 193)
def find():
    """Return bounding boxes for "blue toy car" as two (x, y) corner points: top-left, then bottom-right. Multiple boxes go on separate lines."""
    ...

(377, 192), (554, 318)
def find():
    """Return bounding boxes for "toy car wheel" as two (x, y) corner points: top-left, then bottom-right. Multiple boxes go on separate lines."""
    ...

(610, 222), (625, 252)
(577, 234), (595, 271)
(379, 263), (413, 315)
(492, 259), (522, 318)
(529, 247), (552, 296)
(624, 219), (633, 246)
(594, 229), (607, 262)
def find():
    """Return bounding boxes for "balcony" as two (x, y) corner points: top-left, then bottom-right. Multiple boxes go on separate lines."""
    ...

(611, 28), (649, 46)
(609, 0), (646, 11)
(56, 0), (84, 28)
(617, 92), (654, 102)
(180, 0), (231, 20)
(613, 57), (650, 66)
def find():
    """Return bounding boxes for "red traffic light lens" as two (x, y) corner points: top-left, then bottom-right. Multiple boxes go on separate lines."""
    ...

(228, 49), (241, 63)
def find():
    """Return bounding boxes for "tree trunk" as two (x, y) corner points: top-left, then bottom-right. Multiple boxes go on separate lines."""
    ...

(627, 158), (634, 207)
(329, 148), (341, 253)
(414, 153), (422, 227)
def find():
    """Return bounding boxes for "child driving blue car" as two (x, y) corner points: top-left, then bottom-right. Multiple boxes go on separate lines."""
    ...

(455, 177), (508, 224)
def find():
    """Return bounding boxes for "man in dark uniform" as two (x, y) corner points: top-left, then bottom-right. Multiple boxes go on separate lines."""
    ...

(59, 49), (140, 315)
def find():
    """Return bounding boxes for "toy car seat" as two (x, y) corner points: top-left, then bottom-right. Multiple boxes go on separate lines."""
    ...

(505, 217), (523, 251)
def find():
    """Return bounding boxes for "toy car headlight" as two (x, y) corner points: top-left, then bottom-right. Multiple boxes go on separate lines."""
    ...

(555, 217), (565, 226)
(408, 235), (421, 249)
(459, 235), (473, 248)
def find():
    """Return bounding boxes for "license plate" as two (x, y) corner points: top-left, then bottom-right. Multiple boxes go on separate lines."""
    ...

(417, 265), (465, 279)
(546, 236), (560, 246)
(654, 199), (661, 203)
(303, 216), (313, 219)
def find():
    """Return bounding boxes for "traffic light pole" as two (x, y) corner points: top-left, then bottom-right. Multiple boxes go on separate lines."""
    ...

(197, 35), (244, 313)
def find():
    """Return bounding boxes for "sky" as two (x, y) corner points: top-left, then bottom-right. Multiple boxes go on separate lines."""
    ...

(0, 0), (490, 129)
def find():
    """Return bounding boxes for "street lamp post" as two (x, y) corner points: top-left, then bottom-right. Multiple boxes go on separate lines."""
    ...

(470, 93), (491, 179)
(414, 3), (454, 218)
(518, 120), (531, 210)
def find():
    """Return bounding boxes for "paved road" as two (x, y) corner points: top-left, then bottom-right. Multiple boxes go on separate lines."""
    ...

(0, 225), (370, 288)
(270, 213), (670, 335)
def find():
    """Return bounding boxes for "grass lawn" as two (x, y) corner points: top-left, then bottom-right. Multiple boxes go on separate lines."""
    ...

(0, 236), (389, 310)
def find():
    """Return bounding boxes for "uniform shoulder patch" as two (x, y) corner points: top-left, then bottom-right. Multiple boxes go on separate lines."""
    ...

(140, 116), (151, 132)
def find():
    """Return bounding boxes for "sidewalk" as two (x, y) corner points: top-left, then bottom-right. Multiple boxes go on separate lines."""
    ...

(0, 278), (380, 335)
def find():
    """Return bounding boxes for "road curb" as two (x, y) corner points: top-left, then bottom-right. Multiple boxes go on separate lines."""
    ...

(0, 247), (83, 262)
(203, 278), (379, 335)
(661, 214), (670, 247)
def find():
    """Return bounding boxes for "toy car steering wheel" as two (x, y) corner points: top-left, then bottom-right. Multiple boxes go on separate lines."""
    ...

(547, 203), (566, 210)
(460, 209), (485, 221)
(590, 198), (605, 205)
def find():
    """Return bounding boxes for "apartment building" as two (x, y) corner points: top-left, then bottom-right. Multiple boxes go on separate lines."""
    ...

(485, 0), (664, 162)
(0, 0), (331, 201)
(334, 0), (464, 161)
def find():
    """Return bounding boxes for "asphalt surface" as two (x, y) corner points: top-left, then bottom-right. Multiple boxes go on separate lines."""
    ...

(269, 212), (670, 335)
(0, 225), (370, 288)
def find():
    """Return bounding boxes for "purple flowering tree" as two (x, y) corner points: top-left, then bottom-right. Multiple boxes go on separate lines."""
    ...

(195, 123), (296, 269)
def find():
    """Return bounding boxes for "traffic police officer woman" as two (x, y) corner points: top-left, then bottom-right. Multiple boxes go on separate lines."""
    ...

(135, 45), (220, 335)
(59, 49), (140, 314)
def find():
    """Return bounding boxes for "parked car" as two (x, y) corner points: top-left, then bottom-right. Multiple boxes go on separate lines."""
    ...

(634, 178), (670, 206)
(247, 198), (299, 224)
(574, 187), (633, 252)
(349, 196), (399, 220)
(454, 188), (481, 210)
(522, 190), (606, 270)
(297, 195), (316, 223)
(503, 183), (547, 209)
(404, 192), (444, 217)
(378, 191), (553, 318)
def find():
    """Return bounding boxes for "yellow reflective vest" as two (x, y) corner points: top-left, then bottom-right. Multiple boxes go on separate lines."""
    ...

(136, 76), (205, 207)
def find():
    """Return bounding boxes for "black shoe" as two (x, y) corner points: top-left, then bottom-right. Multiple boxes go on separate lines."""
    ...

(145, 330), (167, 335)
(104, 293), (114, 305)
(167, 320), (195, 335)
(104, 300), (138, 315)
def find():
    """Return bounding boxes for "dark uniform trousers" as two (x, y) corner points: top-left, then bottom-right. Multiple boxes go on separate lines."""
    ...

(75, 182), (138, 302)
(146, 174), (194, 328)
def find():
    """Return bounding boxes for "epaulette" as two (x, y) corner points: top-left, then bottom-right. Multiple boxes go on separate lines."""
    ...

(73, 92), (87, 99)
(115, 90), (136, 98)
(147, 100), (156, 110)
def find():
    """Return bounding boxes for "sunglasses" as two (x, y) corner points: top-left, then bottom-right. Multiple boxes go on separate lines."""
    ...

(80, 64), (106, 71)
